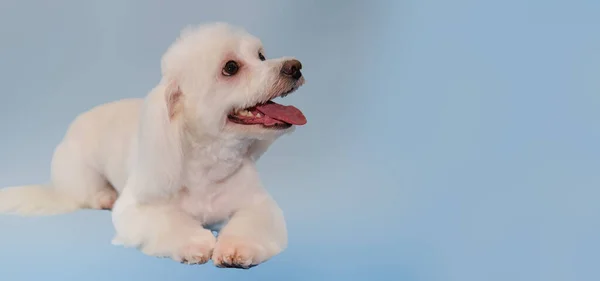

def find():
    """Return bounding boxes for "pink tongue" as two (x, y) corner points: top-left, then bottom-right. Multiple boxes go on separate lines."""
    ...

(255, 102), (307, 125)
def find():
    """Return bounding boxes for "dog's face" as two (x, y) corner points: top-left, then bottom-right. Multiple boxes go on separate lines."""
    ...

(161, 23), (306, 140)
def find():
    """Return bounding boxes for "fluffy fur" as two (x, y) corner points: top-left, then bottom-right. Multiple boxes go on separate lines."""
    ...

(0, 22), (306, 269)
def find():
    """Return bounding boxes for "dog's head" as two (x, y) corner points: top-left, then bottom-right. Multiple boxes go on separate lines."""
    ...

(159, 23), (306, 140)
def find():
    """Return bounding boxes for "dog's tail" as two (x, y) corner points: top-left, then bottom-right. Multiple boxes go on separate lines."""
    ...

(0, 184), (82, 216)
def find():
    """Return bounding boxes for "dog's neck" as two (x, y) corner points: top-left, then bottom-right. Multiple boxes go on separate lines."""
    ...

(182, 132), (255, 184)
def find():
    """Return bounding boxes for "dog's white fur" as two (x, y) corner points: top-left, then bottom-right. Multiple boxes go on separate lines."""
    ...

(0, 22), (305, 268)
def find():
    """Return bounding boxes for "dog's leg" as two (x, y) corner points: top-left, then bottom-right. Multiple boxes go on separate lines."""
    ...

(111, 189), (216, 264)
(212, 196), (288, 269)
(51, 141), (117, 210)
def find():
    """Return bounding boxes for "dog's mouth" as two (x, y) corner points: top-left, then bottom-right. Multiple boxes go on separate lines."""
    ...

(227, 84), (306, 129)
(227, 100), (306, 129)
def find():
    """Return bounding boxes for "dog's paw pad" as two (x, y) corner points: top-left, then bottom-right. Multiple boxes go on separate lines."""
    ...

(180, 254), (210, 265)
(174, 235), (216, 265)
(212, 237), (266, 269)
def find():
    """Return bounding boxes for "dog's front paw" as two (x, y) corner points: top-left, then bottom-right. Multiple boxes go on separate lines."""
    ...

(212, 236), (273, 269)
(173, 231), (217, 265)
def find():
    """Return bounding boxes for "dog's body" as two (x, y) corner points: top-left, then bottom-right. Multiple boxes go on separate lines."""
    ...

(0, 22), (307, 269)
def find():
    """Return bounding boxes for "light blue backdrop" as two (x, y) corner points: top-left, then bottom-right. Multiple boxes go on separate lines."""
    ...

(1, 0), (599, 280)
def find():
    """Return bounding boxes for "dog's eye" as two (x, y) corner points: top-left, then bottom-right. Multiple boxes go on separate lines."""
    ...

(258, 52), (266, 61)
(222, 61), (239, 76)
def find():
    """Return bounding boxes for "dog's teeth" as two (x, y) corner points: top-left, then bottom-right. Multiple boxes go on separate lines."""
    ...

(256, 113), (262, 117)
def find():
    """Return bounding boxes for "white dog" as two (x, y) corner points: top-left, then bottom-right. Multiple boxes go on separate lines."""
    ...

(0, 22), (307, 269)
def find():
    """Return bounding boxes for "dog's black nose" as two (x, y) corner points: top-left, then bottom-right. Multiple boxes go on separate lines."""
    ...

(281, 59), (302, 80)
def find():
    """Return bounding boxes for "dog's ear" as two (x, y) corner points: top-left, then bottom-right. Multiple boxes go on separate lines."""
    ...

(127, 80), (185, 202)
(165, 81), (183, 120)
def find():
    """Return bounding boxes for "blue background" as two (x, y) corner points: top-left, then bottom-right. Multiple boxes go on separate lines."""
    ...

(1, 0), (599, 280)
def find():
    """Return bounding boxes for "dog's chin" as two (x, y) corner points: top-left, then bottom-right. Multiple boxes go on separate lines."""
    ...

(223, 121), (295, 139)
